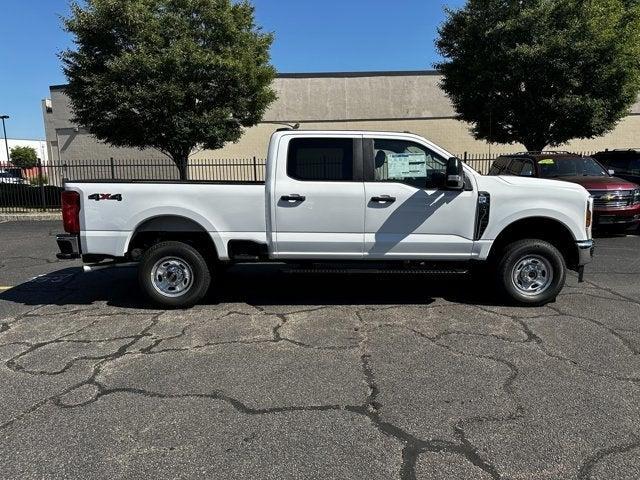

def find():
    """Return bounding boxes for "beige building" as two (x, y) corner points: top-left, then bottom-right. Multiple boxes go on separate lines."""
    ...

(43, 70), (640, 168)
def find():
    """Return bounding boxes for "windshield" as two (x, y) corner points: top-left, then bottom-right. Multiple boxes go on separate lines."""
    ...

(538, 157), (608, 178)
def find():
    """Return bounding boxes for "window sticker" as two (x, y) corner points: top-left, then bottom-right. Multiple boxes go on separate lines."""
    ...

(538, 158), (555, 165)
(387, 153), (428, 178)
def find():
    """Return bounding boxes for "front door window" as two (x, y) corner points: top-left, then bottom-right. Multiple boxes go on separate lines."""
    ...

(372, 139), (446, 189)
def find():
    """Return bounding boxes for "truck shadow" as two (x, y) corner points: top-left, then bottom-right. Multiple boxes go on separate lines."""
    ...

(367, 189), (458, 256)
(0, 264), (503, 311)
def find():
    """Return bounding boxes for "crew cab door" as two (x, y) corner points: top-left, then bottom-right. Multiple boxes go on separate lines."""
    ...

(363, 135), (477, 259)
(272, 135), (365, 259)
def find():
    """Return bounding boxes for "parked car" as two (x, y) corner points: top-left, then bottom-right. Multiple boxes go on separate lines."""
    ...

(592, 149), (640, 185)
(0, 170), (27, 184)
(489, 152), (640, 230)
(56, 130), (594, 308)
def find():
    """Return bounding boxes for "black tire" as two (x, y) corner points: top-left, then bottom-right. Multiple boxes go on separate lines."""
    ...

(138, 241), (211, 308)
(496, 239), (566, 306)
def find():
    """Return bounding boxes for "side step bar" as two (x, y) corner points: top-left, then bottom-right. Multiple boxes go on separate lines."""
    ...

(83, 262), (137, 273)
(283, 266), (470, 275)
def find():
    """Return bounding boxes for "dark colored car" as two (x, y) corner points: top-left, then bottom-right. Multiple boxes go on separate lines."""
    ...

(489, 152), (640, 230)
(592, 149), (640, 185)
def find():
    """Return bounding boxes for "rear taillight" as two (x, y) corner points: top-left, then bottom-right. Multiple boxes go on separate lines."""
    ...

(61, 191), (81, 234)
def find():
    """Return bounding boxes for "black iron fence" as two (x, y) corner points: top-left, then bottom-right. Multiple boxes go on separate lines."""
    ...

(0, 158), (268, 213)
(0, 152), (596, 213)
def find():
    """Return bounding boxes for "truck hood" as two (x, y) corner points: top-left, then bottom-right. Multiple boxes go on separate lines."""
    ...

(549, 175), (639, 191)
(497, 175), (588, 193)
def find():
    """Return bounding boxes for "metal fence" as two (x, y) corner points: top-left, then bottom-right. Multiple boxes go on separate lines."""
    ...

(0, 152), (593, 213)
(0, 158), (268, 213)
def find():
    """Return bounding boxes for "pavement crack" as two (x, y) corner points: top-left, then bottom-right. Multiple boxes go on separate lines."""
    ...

(473, 305), (640, 384)
(577, 436), (640, 480)
(65, 386), (350, 416)
(352, 311), (504, 480)
(546, 304), (640, 356)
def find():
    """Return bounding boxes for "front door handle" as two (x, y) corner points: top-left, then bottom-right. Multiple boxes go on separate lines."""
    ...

(371, 195), (396, 204)
(281, 194), (306, 202)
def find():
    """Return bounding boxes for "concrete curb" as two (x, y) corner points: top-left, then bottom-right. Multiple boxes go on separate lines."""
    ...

(0, 213), (60, 222)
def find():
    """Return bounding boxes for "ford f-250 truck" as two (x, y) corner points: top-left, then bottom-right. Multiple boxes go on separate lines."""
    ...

(56, 130), (594, 307)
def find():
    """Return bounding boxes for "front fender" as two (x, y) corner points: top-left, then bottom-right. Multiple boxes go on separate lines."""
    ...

(485, 209), (582, 242)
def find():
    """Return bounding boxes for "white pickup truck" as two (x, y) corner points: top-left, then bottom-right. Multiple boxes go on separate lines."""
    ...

(56, 130), (594, 307)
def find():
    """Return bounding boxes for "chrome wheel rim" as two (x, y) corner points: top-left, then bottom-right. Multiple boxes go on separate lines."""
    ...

(511, 255), (553, 297)
(150, 257), (194, 298)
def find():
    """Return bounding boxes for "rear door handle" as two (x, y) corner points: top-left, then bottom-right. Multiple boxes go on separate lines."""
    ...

(281, 194), (306, 202)
(371, 195), (396, 204)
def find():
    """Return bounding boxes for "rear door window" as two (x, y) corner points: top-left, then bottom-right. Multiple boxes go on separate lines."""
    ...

(521, 160), (535, 176)
(507, 159), (524, 175)
(489, 157), (510, 175)
(287, 138), (355, 181)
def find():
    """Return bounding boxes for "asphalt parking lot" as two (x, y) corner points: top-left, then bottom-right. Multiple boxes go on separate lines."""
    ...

(0, 220), (638, 480)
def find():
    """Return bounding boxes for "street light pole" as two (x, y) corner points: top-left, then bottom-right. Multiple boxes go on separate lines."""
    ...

(0, 115), (9, 165)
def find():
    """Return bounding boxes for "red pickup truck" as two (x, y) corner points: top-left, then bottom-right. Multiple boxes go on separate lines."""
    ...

(489, 152), (640, 230)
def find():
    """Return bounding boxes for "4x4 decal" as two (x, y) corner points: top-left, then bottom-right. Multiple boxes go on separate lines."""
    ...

(88, 193), (123, 202)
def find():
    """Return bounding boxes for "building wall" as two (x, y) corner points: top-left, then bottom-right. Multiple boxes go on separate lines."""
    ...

(43, 71), (640, 165)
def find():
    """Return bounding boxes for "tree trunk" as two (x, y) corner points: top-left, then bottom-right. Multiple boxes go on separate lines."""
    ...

(174, 156), (189, 181)
(523, 140), (547, 153)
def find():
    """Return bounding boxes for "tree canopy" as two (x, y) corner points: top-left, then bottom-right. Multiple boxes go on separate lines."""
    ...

(62, 0), (277, 179)
(436, 0), (640, 152)
(10, 146), (38, 169)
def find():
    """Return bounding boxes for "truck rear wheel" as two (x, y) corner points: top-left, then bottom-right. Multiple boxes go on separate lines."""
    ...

(497, 239), (566, 306)
(138, 241), (211, 308)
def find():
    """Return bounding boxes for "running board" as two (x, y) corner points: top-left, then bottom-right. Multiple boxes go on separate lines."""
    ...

(283, 267), (470, 275)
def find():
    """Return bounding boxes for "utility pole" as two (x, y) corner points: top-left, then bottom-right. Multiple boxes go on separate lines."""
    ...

(0, 115), (9, 164)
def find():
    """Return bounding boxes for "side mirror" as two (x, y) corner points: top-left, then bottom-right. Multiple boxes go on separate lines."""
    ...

(608, 169), (615, 176)
(445, 157), (465, 190)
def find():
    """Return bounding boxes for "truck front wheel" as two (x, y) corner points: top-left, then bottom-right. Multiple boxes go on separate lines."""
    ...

(138, 241), (211, 308)
(497, 239), (566, 306)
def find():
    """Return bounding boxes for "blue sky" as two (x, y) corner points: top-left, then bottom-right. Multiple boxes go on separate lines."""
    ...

(0, 0), (465, 139)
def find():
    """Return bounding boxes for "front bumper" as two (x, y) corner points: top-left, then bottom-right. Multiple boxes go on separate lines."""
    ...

(594, 205), (640, 227)
(576, 240), (595, 267)
(56, 234), (81, 260)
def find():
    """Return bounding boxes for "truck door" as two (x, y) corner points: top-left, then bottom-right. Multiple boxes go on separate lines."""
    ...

(362, 136), (476, 259)
(272, 135), (365, 259)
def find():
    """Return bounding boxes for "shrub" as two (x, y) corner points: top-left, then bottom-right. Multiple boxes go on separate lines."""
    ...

(10, 146), (38, 169)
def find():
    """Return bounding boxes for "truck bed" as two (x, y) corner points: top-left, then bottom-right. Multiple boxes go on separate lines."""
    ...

(66, 181), (267, 258)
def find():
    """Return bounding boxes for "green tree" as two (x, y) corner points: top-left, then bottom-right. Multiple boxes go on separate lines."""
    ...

(436, 0), (640, 152)
(9, 146), (38, 169)
(62, 0), (277, 179)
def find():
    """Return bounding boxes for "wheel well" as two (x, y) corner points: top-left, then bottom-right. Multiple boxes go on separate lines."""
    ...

(490, 217), (577, 268)
(128, 216), (218, 262)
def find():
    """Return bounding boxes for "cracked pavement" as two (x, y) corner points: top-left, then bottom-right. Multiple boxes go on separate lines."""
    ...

(0, 221), (639, 479)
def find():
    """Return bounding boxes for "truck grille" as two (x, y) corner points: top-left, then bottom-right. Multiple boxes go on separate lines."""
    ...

(591, 190), (635, 209)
